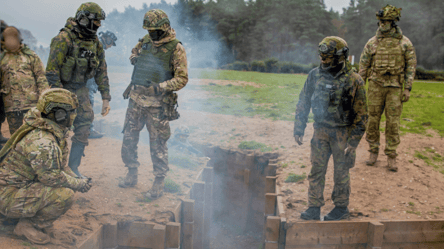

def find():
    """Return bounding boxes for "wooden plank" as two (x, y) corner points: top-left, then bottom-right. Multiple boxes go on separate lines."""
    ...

(265, 216), (281, 242)
(102, 221), (117, 249)
(265, 164), (278, 176)
(191, 181), (205, 201)
(166, 222), (180, 249)
(265, 176), (277, 194)
(265, 193), (277, 216)
(244, 169), (251, 185)
(278, 218), (286, 249)
(382, 242), (444, 249)
(181, 199), (194, 249)
(265, 242), (279, 249)
(117, 222), (156, 248)
(367, 221), (384, 249)
(381, 220), (444, 243)
(77, 225), (103, 249)
(153, 224), (166, 249)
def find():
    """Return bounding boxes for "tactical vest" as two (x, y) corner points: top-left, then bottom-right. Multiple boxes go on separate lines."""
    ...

(131, 38), (181, 87)
(311, 69), (353, 126)
(59, 28), (100, 85)
(372, 37), (405, 76)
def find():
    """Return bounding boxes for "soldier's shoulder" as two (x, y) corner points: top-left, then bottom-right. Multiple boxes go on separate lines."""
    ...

(349, 71), (365, 86)
(51, 30), (72, 44)
(308, 67), (320, 76)
(365, 36), (378, 46)
(20, 129), (59, 152)
(401, 35), (414, 47)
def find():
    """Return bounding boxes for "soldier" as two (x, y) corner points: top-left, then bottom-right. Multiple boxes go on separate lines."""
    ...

(87, 30), (117, 139)
(0, 88), (92, 245)
(1, 26), (49, 135)
(118, 9), (188, 200)
(168, 125), (204, 157)
(0, 20), (8, 142)
(359, 5), (416, 172)
(46, 2), (111, 178)
(294, 37), (367, 221)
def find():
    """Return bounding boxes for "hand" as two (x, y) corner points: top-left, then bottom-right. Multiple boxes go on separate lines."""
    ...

(294, 135), (303, 145)
(130, 55), (138, 65)
(101, 99), (110, 116)
(73, 178), (92, 193)
(148, 84), (164, 96)
(401, 89), (410, 102)
(344, 145), (356, 157)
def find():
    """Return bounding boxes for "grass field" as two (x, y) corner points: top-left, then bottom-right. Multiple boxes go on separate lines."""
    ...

(190, 69), (444, 137)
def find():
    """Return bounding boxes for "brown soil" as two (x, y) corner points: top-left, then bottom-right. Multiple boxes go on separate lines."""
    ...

(1, 77), (443, 248)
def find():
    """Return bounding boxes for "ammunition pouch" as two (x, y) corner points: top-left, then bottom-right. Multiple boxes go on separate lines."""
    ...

(160, 92), (179, 121)
(61, 56), (76, 82)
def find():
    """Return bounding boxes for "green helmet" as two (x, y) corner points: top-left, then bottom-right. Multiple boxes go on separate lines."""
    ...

(318, 36), (349, 62)
(376, 4), (401, 21)
(37, 88), (79, 115)
(75, 2), (106, 22)
(143, 9), (170, 31)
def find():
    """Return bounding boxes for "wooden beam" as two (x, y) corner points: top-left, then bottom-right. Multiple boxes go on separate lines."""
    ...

(166, 222), (181, 249)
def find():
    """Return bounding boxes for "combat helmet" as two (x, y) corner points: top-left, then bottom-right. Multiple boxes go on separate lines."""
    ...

(143, 9), (170, 31)
(318, 36), (349, 63)
(37, 88), (79, 125)
(75, 2), (106, 33)
(174, 125), (190, 137)
(376, 4), (402, 22)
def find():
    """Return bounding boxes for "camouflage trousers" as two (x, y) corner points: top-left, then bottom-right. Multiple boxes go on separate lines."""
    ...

(308, 125), (354, 207)
(65, 86), (94, 146)
(121, 99), (171, 178)
(0, 183), (74, 228)
(6, 109), (28, 135)
(365, 80), (402, 157)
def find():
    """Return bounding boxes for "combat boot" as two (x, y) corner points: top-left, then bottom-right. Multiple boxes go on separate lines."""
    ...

(324, 206), (350, 221)
(145, 177), (165, 200)
(387, 157), (398, 172)
(300, 207), (321, 220)
(118, 168), (138, 188)
(68, 142), (86, 179)
(89, 128), (104, 139)
(14, 219), (50, 245)
(366, 152), (378, 166)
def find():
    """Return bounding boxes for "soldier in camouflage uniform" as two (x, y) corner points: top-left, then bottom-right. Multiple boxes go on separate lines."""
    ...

(118, 9), (188, 200)
(1, 26), (49, 135)
(0, 88), (92, 244)
(359, 5), (416, 172)
(294, 37), (368, 221)
(46, 2), (111, 178)
(0, 20), (9, 142)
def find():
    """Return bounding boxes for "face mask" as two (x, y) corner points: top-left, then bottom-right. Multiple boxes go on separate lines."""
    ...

(149, 30), (165, 41)
(379, 21), (392, 32)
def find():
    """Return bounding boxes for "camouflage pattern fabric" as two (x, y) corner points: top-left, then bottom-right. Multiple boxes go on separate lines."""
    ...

(309, 126), (352, 207)
(67, 86), (93, 145)
(376, 4), (402, 21)
(121, 99), (170, 177)
(0, 108), (84, 228)
(5, 109), (28, 135)
(0, 44), (49, 112)
(359, 26), (416, 157)
(143, 9), (170, 31)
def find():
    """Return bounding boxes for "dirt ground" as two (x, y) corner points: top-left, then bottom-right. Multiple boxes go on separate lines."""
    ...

(1, 77), (444, 248)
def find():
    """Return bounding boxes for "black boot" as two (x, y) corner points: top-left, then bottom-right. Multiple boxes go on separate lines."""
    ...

(323, 206), (350, 221)
(300, 207), (320, 220)
(68, 142), (86, 179)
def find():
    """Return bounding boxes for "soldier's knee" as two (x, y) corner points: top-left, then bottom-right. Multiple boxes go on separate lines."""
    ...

(369, 105), (383, 116)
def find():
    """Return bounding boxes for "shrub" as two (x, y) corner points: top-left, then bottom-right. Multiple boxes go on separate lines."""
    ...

(251, 60), (266, 72)
(264, 57), (279, 73)
(164, 178), (181, 193)
(232, 61), (249, 71)
(238, 141), (272, 152)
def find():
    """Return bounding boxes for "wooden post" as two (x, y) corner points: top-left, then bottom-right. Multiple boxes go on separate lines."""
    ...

(166, 222), (181, 249)
(367, 221), (384, 249)
(278, 218), (286, 249)
(191, 181), (205, 249)
(102, 221), (117, 249)
(265, 216), (280, 249)
(153, 224), (166, 249)
(265, 193), (278, 216)
(181, 199), (194, 249)
(202, 167), (213, 249)
(265, 176), (277, 194)
(265, 163), (278, 177)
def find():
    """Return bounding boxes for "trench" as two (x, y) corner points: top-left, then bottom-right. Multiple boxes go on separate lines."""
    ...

(78, 144), (279, 249)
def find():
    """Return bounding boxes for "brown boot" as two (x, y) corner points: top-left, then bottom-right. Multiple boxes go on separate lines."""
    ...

(145, 177), (165, 199)
(387, 157), (398, 172)
(118, 168), (138, 188)
(366, 153), (378, 166)
(13, 219), (50, 245)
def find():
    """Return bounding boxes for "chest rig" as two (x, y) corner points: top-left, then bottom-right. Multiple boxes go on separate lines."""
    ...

(60, 28), (100, 85)
(131, 38), (180, 87)
(372, 37), (405, 77)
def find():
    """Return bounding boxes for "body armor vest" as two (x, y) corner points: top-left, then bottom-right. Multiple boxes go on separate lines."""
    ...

(372, 37), (404, 77)
(131, 38), (181, 87)
(311, 69), (354, 126)
(60, 28), (100, 85)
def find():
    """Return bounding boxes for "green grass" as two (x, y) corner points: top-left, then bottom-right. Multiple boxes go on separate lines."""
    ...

(189, 69), (444, 136)
(168, 152), (200, 170)
(164, 178), (181, 193)
(238, 141), (272, 152)
(414, 149), (444, 175)
(285, 172), (307, 183)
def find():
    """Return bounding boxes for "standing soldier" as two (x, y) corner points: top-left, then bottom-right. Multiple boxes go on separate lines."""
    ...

(294, 37), (367, 221)
(0, 89), (91, 245)
(0, 26), (49, 135)
(46, 2), (111, 178)
(0, 20), (9, 142)
(359, 5), (416, 172)
(118, 9), (188, 200)
(87, 30), (117, 139)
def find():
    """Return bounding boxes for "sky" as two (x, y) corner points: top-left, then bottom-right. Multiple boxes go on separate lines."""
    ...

(1, 0), (350, 46)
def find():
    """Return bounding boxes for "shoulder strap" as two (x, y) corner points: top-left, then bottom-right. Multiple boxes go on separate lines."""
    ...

(60, 27), (77, 57)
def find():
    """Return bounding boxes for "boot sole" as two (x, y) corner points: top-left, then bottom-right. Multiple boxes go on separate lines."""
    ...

(323, 213), (350, 221)
(300, 214), (320, 221)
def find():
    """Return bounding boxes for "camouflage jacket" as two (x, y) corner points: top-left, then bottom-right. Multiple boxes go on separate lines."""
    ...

(0, 44), (49, 112)
(0, 108), (82, 189)
(45, 17), (111, 100)
(359, 26), (416, 90)
(294, 62), (368, 148)
(129, 28), (188, 107)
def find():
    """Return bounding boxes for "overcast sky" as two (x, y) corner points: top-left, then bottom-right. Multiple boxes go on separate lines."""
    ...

(1, 0), (350, 46)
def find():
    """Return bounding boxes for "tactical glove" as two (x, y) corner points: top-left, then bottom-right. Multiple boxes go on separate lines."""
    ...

(101, 99), (110, 116)
(72, 178), (92, 193)
(294, 135), (303, 145)
(344, 145), (356, 156)
(401, 89), (410, 102)
(129, 55), (138, 65)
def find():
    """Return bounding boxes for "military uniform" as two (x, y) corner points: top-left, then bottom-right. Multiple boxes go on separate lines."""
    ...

(359, 5), (416, 168)
(0, 43), (49, 135)
(121, 13), (188, 178)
